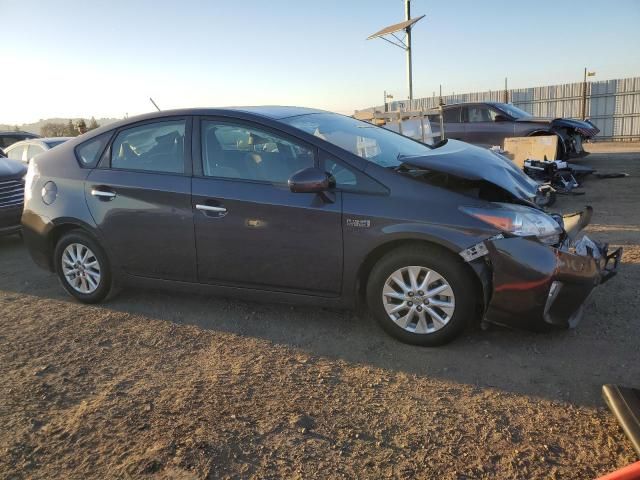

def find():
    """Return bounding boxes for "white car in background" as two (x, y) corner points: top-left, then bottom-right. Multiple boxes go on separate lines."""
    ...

(4, 137), (71, 163)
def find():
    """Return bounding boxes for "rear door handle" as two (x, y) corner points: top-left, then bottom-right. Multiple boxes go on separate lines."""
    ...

(196, 204), (227, 213)
(91, 188), (116, 199)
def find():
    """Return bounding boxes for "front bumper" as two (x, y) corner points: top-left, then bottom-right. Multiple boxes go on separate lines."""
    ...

(464, 208), (622, 330)
(483, 236), (621, 329)
(0, 204), (23, 237)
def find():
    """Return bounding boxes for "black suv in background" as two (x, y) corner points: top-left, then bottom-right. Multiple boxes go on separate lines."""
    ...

(21, 107), (620, 346)
(0, 131), (40, 154)
(0, 156), (27, 236)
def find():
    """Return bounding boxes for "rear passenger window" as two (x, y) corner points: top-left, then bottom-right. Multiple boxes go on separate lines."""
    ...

(201, 121), (313, 183)
(76, 132), (112, 168)
(111, 120), (185, 174)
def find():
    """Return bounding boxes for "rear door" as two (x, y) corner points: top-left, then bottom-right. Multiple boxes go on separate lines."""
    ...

(85, 117), (196, 282)
(191, 117), (343, 295)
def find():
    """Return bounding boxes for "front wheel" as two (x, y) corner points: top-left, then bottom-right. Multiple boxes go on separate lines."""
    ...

(54, 230), (112, 303)
(366, 246), (478, 346)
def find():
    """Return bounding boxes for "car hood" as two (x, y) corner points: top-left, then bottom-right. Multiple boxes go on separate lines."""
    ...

(516, 116), (595, 129)
(399, 139), (540, 202)
(0, 157), (27, 178)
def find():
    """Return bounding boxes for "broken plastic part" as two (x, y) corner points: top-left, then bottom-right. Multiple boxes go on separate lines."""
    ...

(574, 235), (602, 259)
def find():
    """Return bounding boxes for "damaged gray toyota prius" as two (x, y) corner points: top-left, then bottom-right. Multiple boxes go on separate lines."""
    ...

(21, 107), (621, 346)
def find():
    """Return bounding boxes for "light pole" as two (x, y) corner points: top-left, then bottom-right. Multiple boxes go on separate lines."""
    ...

(581, 68), (596, 120)
(405, 0), (413, 101)
(367, 1), (425, 102)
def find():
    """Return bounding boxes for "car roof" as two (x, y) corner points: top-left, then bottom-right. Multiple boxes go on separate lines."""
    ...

(223, 106), (327, 119)
(0, 130), (39, 137)
(39, 137), (72, 142)
(71, 106), (332, 145)
(441, 101), (504, 108)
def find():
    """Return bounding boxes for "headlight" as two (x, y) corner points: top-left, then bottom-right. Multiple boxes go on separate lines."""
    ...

(460, 203), (562, 245)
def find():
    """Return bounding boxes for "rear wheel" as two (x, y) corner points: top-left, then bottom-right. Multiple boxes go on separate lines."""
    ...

(54, 230), (112, 303)
(366, 246), (478, 346)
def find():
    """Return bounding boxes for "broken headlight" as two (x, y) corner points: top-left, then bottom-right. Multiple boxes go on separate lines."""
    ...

(461, 203), (562, 245)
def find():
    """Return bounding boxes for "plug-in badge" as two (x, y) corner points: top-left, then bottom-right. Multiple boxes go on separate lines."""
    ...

(346, 218), (371, 228)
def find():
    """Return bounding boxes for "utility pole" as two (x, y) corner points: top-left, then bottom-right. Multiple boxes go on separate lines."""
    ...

(405, 0), (413, 101)
(581, 68), (587, 120)
(504, 77), (509, 104)
(581, 68), (596, 120)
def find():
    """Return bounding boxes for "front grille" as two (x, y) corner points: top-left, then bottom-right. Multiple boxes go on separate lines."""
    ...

(0, 179), (24, 209)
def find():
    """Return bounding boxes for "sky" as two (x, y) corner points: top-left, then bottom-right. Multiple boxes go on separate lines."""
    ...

(2, 0), (640, 124)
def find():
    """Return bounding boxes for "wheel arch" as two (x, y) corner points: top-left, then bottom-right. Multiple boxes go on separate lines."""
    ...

(355, 238), (487, 316)
(46, 219), (106, 270)
(527, 129), (567, 159)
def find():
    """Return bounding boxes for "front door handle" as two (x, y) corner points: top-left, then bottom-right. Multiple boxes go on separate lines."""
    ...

(196, 204), (227, 213)
(91, 189), (116, 199)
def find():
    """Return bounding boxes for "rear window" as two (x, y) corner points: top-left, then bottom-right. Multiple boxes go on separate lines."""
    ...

(75, 132), (112, 167)
(7, 144), (26, 161)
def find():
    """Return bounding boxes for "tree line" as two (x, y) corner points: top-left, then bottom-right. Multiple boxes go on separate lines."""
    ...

(40, 117), (100, 137)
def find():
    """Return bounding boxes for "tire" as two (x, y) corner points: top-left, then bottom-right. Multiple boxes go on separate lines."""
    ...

(366, 246), (478, 346)
(54, 230), (112, 304)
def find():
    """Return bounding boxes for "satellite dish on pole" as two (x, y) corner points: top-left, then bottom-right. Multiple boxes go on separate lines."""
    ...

(367, 0), (425, 102)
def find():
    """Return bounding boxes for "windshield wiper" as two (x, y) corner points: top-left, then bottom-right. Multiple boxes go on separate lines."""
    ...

(392, 162), (431, 174)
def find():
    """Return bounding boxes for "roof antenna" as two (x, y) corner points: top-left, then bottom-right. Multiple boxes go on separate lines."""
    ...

(149, 97), (161, 112)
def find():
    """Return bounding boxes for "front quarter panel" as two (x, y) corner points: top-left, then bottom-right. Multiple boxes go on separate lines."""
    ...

(340, 167), (500, 301)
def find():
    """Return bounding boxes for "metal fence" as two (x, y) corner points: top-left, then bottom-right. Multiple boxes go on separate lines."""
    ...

(356, 76), (640, 141)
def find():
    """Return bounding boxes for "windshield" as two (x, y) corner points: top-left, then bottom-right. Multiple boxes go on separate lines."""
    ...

(282, 113), (432, 168)
(495, 103), (532, 119)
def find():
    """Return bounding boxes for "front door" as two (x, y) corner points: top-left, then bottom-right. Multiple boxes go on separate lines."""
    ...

(463, 105), (515, 148)
(85, 117), (196, 282)
(192, 118), (343, 295)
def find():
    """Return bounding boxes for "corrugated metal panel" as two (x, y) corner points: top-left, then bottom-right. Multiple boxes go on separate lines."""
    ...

(357, 76), (640, 140)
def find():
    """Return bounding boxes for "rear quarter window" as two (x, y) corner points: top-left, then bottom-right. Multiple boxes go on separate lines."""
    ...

(75, 132), (112, 168)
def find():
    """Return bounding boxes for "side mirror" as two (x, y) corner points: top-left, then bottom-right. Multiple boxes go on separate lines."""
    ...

(288, 167), (332, 193)
(494, 114), (509, 122)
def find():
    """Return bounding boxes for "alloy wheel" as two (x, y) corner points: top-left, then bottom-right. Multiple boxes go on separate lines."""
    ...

(382, 265), (456, 334)
(61, 243), (101, 294)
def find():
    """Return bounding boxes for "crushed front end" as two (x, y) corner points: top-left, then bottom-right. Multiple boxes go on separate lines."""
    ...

(461, 208), (622, 330)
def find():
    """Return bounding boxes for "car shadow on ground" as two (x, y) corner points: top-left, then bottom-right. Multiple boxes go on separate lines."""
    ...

(2, 230), (638, 409)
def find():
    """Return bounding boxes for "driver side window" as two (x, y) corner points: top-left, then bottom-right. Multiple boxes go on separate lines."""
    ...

(466, 106), (495, 123)
(111, 120), (185, 173)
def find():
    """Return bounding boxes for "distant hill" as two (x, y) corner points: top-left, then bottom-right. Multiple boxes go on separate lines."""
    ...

(0, 118), (120, 135)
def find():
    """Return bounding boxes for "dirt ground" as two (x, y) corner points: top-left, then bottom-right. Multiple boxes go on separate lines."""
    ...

(1, 151), (639, 479)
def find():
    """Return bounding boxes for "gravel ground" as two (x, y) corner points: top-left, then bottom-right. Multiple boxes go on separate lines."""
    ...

(0, 152), (638, 479)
